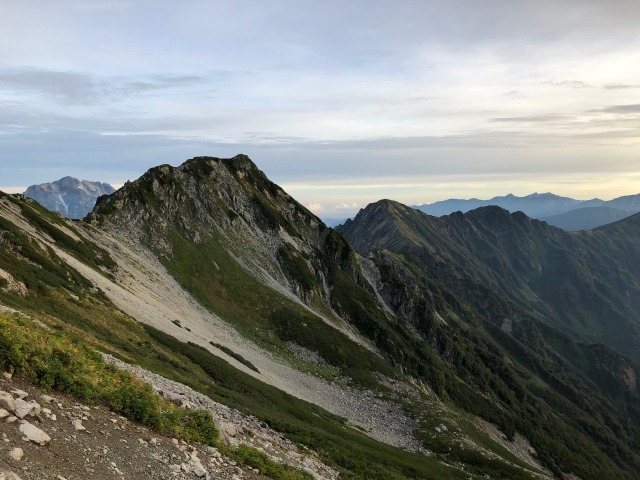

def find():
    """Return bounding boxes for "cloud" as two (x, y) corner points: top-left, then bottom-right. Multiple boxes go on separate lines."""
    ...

(503, 90), (525, 99)
(0, 187), (26, 194)
(0, 67), (208, 105)
(544, 80), (592, 89)
(592, 104), (640, 114)
(603, 83), (640, 90)
(489, 115), (565, 123)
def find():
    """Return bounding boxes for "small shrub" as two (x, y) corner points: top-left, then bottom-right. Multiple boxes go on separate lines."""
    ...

(208, 341), (259, 373)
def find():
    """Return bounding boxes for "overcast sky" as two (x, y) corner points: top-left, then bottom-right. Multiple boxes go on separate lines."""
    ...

(1, 0), (639, 219)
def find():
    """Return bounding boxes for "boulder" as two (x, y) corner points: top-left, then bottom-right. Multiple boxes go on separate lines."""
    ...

(190, 456), (208, 478)
(9, 390), (28, 400)
(13, 399), (40, 419)
(0, 392), (15, 412)
(19, 421), (51, 445)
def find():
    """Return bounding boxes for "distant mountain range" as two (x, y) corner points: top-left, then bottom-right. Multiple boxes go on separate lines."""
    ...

(414, 192), (640, 230)
(24, 176), (115, 219)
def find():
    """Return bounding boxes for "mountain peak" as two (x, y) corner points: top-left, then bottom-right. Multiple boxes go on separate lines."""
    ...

(24, 176), (115, 219)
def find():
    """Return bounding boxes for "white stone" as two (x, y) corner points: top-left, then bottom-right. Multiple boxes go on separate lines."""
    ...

(9, 390), (28, 400)
(0, 471), (23, 480)
(193, 465), (208, 478)
(0, 409), (9, 419)
(0, 391), (15, 412)
(19, 421), (51, 445)
(40, 395), (55, 404)
(72, 419), (86, 431)
(8, 448), (23, 461)
(220, 422), (238, 439)
(1, 372), (12, 380)
(13, 399), (40, 419)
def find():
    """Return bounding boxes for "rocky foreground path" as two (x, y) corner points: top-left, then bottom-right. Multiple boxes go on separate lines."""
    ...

(0, 373), (334, 480)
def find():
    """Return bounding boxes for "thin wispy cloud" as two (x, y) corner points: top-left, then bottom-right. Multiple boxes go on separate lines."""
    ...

(603, 83), (640, 90)
(489, 115), (566, 123)
(592, 104), (640, 114)
(0, 67), (209, 105)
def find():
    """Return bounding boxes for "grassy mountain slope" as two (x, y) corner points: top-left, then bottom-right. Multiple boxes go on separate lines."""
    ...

(339, 199), (640, 478)
(1, 169), (549, 479)
(4, 156), (640, 478)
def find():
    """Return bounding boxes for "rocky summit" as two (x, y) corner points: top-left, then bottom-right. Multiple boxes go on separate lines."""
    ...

(1, 155), (640, 479)
(24, 176), (115, 219)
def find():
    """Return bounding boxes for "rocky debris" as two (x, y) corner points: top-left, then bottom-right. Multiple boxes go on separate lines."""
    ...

(0, 373), (335, 479)
(103, 354), (340, 479)
(0, 268), (27, 297)
(286, 343), (331, 367)
(476, 418), (551, 475)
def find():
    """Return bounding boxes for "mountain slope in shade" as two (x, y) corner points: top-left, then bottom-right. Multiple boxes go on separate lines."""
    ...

(415, 192), (640, 229)
(339, 200), (640, 360)
(541, 206), (634, 231)
(338, 199), (640, 478)
(24, 176), (115, 219)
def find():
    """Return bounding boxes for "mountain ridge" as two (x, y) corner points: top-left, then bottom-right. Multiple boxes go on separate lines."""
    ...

(340, 200), (640, 359)
(414, 192), (640, 230)
(2, 156), (640, 478)
(25, 176), (115, 219)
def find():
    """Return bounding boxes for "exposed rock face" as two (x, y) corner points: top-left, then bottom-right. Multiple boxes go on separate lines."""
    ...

(89, 155), (377, 346)
(24, 176), (115, 219)
(0, 269), (26, 297)
(339, 199), (640, 361)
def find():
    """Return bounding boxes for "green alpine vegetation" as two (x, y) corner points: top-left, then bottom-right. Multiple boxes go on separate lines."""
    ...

(2, 155), (640, 479)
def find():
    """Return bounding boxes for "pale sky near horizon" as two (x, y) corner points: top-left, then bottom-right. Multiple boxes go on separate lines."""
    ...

(1, 0), (639, 219)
